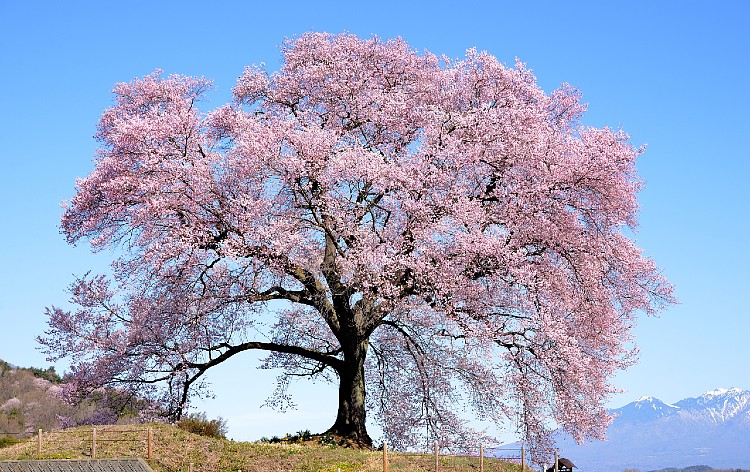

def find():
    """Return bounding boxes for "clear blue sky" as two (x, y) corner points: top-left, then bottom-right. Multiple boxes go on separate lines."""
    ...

(1, 1), (748, 444)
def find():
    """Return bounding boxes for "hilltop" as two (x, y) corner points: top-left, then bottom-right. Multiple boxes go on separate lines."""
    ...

(1, 359), (521, 471)
(0, 423), (521, 472)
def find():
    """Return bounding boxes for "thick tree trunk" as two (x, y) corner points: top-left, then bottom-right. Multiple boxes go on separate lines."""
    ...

(326, 337), (372, 447)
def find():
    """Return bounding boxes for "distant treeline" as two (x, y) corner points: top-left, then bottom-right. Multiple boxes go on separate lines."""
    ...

(0, 359), (61, 384)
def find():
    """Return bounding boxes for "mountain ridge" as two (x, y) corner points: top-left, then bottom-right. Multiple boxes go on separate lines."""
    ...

(553, 388), (750, 472)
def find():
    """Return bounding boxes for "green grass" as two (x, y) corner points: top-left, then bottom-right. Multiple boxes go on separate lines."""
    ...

(0, 424), (525, 472)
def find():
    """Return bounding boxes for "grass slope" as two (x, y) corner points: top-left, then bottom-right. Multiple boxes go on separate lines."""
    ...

(0, 423), (523, 472)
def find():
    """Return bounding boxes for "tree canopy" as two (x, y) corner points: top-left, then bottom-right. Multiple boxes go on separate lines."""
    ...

(40, 32), (674, 454)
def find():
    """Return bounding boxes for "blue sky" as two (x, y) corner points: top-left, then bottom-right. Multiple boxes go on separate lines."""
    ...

(1, 1), (748, 444)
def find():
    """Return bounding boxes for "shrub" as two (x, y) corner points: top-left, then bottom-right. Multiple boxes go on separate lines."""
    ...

(0, 437), (21, 448)
(295, 429), (312, 442)
(319, 433), (337, 448)
(177, 412), (227, 439)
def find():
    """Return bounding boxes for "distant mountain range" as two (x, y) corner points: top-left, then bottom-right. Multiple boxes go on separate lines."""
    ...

(552, 388), (750, 471)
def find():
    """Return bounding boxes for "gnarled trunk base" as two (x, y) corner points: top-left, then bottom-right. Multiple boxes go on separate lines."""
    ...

(325, 339), (372, 447)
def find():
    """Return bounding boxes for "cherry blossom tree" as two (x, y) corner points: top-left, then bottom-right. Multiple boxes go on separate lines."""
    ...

(40, 32), (674, 452)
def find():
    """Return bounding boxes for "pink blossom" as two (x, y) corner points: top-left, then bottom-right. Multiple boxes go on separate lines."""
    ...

(1, 397), (21, 412)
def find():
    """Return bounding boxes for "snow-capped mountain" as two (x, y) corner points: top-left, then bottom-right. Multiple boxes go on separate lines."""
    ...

(673, 388), (750, 424)
(612, 395), (681, 423)
(552, 388), (750, 472)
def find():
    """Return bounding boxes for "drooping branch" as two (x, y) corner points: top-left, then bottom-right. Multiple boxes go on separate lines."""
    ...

(197, 341), (344, 372)
(171, 340), (344, 418)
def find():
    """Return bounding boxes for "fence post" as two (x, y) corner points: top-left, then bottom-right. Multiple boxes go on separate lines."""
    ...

(92, 428), (97, 459)
(521, 445), (525, 470)
(383, 441), (388, 472)
(147, 428), (153, 460)
(37, 429), (42, 456)
(189, 463), (193, 472)
(479, 444), (484, 472)
(434, 441), (439, 472)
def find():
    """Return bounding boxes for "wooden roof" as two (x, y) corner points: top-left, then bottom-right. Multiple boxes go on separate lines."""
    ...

(545, 457), (577, 472)
(0, 459), (154, 472)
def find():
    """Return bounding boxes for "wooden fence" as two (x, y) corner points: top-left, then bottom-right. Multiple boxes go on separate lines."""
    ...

(379, 442), (527, 472)
(2, 428), (154, 460)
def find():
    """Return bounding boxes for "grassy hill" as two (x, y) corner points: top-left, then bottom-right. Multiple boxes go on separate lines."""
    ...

(1, 359), (523, 471)
(0, 423), (523, 472)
